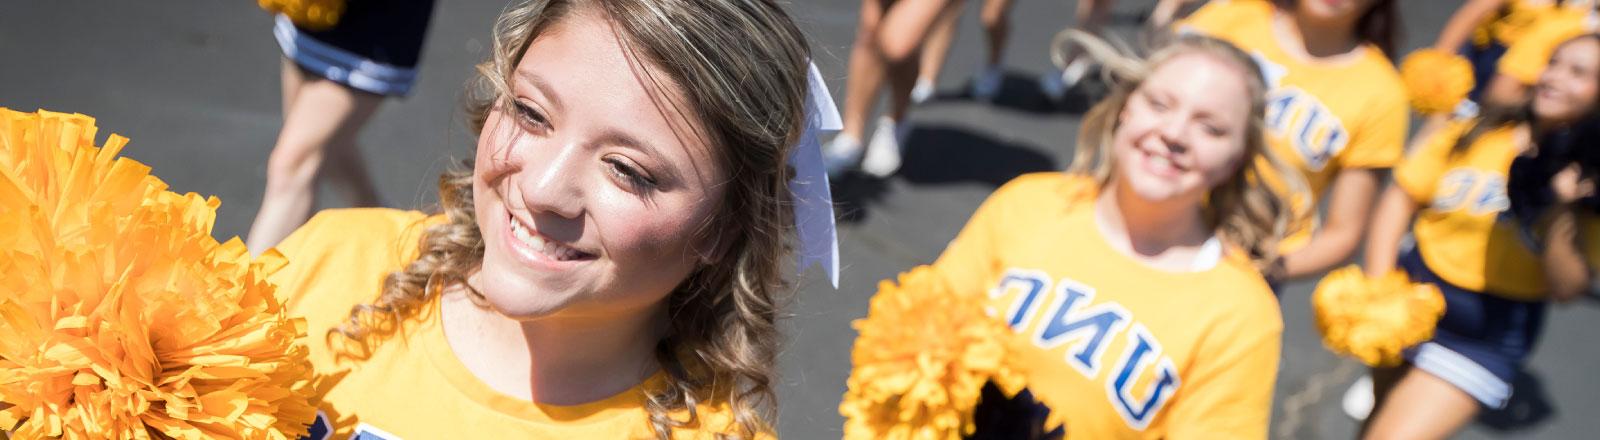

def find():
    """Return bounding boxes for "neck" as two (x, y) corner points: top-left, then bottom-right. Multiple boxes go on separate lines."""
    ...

(1096, 180), (1213, 264)
(440, 284), (665, 405)
(1280, 10), (1361, 58)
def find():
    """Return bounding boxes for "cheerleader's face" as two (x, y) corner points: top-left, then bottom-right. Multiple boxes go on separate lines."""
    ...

(1113, 53), (1253, 205)
(1534, 37), (1600, 124)
(469, 9), (724, 321)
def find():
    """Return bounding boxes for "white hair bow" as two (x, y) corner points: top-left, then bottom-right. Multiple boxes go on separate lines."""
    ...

(788, 62), (843, 289)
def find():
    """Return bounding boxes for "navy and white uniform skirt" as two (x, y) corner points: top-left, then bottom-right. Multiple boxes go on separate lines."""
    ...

(1398, 246), (1547, 409)
(274, 0), (437, 97)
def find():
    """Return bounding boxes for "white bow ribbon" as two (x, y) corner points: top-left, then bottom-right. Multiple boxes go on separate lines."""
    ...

(788, 62), (843, 289)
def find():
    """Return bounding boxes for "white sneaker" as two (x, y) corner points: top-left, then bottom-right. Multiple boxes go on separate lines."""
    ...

(822, 134), (864, 178)
(860, 117), (905, 178)
(910, 77), (936, 104)
(1342, 374), (1375, 421)
(970, 66), (1003, 102)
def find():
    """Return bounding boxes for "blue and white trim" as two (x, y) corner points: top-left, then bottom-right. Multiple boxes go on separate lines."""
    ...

(1411, 342), (1512, 408)
(274, 15), (419, 96)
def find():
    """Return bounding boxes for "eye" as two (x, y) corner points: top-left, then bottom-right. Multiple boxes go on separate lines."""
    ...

(511, 99), (550, 133)
(603, 155), (659, 192)
(1146, 93), (1170, 111)
(1202, 123), (1228, 137)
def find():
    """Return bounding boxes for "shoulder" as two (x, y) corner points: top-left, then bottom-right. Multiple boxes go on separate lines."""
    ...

(267, 208), (439, 312)
(1345, 51), (1407, 103)
(1208, 256), (1284, 332)
(272, 208), (435, 264)
(1183, 0), (1275, 36)
(993, 172), (1096, 203)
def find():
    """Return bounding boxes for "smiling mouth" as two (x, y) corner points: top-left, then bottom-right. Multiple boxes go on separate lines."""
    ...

(507, 213), (596, 263)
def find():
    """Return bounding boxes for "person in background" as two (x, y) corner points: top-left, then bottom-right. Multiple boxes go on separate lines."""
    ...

(1358, 34), (1600, 439)
(247, 0), (436, 253)
(925, 31), (1297, 438)
(1178, 0), (1407, 285)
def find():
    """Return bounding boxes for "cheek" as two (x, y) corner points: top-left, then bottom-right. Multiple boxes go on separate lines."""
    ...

(1194, 139), (1247, 184)
(595, 198), (713, 279)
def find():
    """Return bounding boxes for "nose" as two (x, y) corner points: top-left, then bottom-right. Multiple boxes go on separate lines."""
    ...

(1156, 114), (1188, 153)
(514, 138), (586, 221)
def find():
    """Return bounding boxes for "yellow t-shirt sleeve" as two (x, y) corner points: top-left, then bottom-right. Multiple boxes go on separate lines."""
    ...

(1393, 123), (1466, 203)
(1163, 311), (1282, 439)
(1176, 0), (1261, 37)
(1498, 10), (1589, 85)
(932, 181), (1015, 297)
(1338, 79), (1409, 169)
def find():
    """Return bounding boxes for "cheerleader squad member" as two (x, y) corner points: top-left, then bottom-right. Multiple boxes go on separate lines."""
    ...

(1359, 34), (1600, 440)
(267, 0), (822, 437)
(1180, 0), (1407, 284)
(247, 0), (437, 252)
(930, 32), (1298, 438)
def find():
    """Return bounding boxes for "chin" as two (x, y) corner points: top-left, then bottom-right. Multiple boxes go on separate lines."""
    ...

(472, 253), (581, 321)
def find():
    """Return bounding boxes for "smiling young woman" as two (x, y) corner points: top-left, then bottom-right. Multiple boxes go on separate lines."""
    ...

(264, 0), (814, 438)
(920, 32), (1299, 438)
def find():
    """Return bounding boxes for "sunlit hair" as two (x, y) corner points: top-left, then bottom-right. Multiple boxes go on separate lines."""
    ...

(327, 0), (812, 438)
(1052, 30), (1306, 270)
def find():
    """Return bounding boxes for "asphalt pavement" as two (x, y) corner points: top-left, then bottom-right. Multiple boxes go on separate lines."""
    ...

(2, 0), (1595, 438)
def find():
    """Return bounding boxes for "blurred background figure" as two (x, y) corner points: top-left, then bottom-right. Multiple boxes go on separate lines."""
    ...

(245, 0), (437, 253)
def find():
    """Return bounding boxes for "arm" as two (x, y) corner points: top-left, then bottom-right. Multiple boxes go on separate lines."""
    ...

(1363, 184), (1421, 277)
(875, 0), (963, 63)
(1433, 0), (1507, 52)
(1539, 165), (1594, 302)
(1282, 168), (1384, 278)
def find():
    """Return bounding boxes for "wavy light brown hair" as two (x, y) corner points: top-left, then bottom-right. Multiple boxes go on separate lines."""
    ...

(1053, 30), (1307, 269)
(329, 0), (812, 438)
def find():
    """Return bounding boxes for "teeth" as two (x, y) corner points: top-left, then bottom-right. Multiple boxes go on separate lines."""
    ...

(510, 216), (583, 261)
(1150, 154), (1174, 169)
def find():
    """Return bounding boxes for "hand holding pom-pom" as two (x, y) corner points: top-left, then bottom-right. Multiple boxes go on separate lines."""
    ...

(839, 266), (1032, 440)
(1312, 265), (1447, 367)
(1399, 49), (1474, 115)
(0, 109), (315, 439)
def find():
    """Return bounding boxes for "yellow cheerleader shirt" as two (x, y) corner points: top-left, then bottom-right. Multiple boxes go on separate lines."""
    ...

(269, 208), (757, 439)
(1181, 0), (1410, 251)
(932, 173), (1283, 439)
(1497, 6), (1599, 85)
(1394, 123), (1546, 300)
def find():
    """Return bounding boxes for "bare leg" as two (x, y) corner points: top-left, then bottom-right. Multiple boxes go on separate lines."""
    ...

(917, 0), (965, 87)
(980, 0), (1013, 67)
(246, 77), (383, 252)
(838, 0), (893, 142)
(1362, 366), (1481, 440)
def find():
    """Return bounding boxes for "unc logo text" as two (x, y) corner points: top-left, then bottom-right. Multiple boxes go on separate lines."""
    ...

(992, 270), (1181, 430)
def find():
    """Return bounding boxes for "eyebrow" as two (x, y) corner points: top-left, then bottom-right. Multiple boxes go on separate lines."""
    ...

(515, 70), (564, 112)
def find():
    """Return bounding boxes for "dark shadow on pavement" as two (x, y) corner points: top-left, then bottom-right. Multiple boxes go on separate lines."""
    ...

(1476, 370), (1555, 432)
(921, 69), (1108, 115)
(830, 124), (1058, 224)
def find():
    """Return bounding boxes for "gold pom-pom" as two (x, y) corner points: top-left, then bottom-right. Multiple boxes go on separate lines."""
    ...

(1400, 49), (1475, 115)
(0, 109), (316, 439)
(839, 266), (1029, 440)
(258, 0), (345, 31)
(1312, 265), (1447, 367)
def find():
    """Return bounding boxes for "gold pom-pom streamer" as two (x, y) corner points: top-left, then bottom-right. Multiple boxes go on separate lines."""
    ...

(839, 266), (1031, 440)
(0, 109), (315, 439)
(1312, 265), (1447, 367)
(1400, 49), (1475, 115)
(258, 0), (345, 31)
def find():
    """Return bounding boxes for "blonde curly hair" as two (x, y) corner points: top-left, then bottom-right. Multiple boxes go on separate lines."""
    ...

(1055, 30), (1307, 269)
(329, 0), (812, 438)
